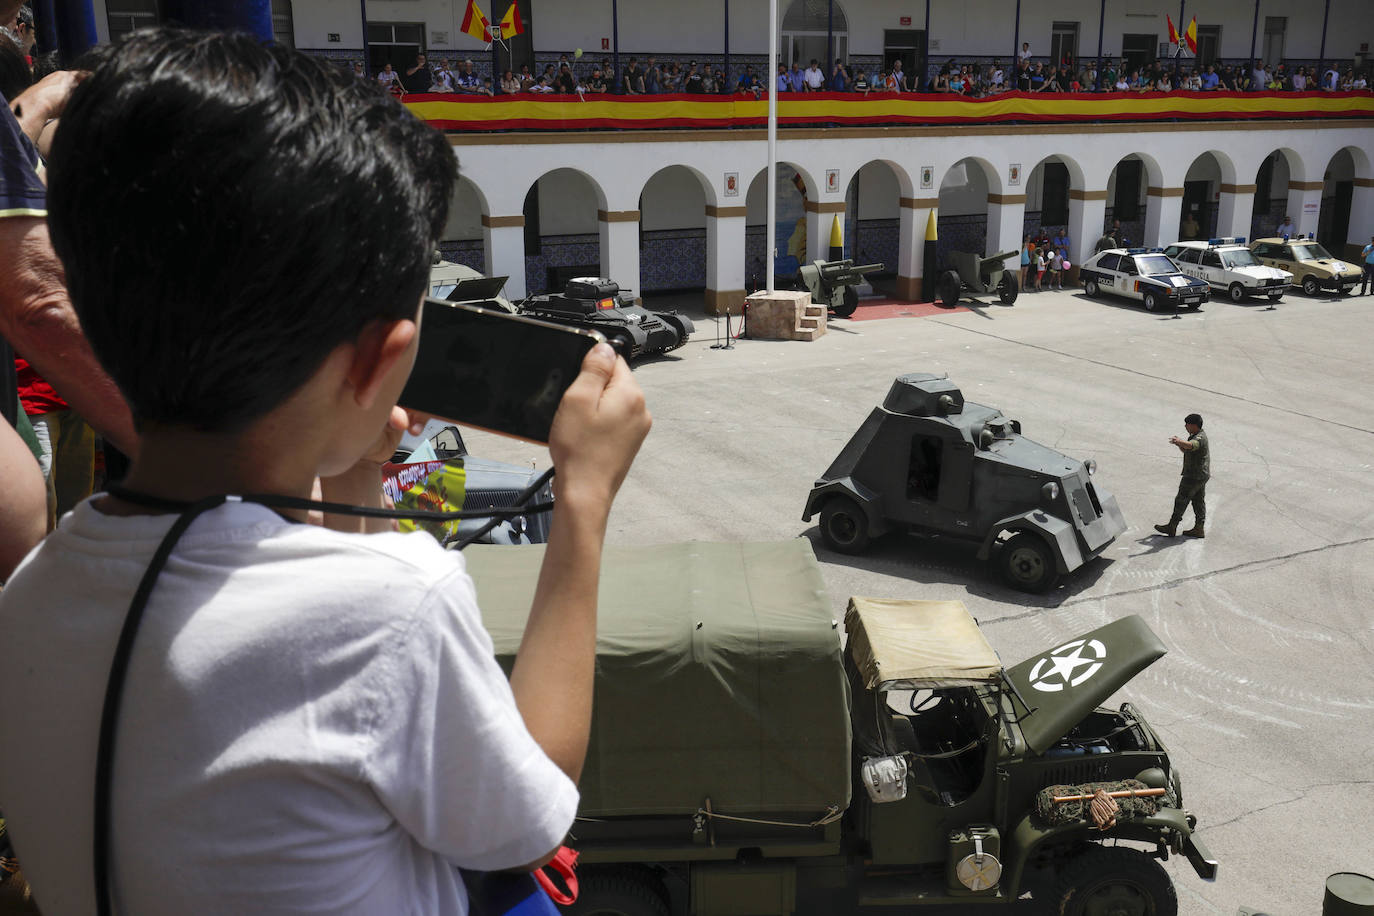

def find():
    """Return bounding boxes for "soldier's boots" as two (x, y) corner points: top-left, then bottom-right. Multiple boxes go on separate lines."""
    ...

(1181, 523), (1205, 538)
(1153, 523), (1177, 536)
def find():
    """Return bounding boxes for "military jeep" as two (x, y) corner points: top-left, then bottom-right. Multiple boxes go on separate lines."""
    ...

(803, 373), (1127, 592)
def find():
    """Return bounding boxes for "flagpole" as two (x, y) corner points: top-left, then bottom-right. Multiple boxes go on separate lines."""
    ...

(766, 0), (778, 294)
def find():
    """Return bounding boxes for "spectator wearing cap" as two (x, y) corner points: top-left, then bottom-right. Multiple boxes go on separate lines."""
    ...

(683, 61), (705, 94)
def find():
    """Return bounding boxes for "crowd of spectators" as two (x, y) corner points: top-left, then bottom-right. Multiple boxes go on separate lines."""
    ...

(371, 48), (1371, 99)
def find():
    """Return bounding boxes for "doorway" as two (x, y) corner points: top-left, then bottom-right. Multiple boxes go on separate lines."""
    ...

(884, 29), (925, 90)
(1321, 181), (1352, 253)
(1182, 180), (1212, 240)
(1121, 34), (1157, 73)
(1262, 17), (1286, 67)
(366, 22), (424, 74)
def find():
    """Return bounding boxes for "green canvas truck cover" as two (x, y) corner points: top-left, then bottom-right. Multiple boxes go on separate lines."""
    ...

(464, 540), (852, 818)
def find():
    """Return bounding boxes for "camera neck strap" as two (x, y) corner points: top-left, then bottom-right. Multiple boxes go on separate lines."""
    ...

(93, 472), (554, 915)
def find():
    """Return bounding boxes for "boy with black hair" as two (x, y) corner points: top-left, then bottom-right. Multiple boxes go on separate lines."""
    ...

(0, 28), (650, 915)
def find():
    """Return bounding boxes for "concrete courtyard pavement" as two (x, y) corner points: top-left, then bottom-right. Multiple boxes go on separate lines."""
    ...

(464, 285), (1374, 915)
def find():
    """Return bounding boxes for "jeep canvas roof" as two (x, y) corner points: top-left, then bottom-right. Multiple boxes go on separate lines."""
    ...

(845, 597), (1002, 690)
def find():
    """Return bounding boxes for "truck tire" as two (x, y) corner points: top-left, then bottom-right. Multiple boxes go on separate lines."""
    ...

(833, 285), (859, 318)
(999, 532), (1057, 593)
(819, 495), (872, 554)
(999, 269), (1019, 304)
(938, 271), (961, 308)
(1053, 845), (1177, 916)
(1302, 275), (1320, 296)
(562, 871), (670, 916)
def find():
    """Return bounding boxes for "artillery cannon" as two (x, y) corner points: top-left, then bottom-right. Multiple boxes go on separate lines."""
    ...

(937, 249), (1020, 307)
(796, 258), (884, 318)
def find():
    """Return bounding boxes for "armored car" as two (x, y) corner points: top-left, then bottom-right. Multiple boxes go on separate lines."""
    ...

(803, 374), (1127, 593)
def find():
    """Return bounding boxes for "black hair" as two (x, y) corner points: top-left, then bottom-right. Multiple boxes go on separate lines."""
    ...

(0, 30), (31, 99)
(46, 29), (456, 433)
(1185, 413), (1203, 427)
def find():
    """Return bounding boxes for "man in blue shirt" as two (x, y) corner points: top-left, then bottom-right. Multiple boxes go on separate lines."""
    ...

(1052, 228), (1071, 260)
(776, 63), (790, 93)
(789, 63), (806, 93)
(1201, 65), (1220, 90)
(1361, 235), (1374, 295)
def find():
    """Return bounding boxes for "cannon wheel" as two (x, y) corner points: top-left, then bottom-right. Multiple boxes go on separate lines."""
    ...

(938, 271), (961, 308)
(998, 269), (1019, 305)
(833, 286), (859, 318)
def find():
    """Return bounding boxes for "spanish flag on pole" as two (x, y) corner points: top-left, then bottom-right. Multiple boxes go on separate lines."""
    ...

(499, 0), (525, 39)
(460, 0), (491, 42)
(1166, 14), (1179, 48)
(1184, 17), (1198, 55)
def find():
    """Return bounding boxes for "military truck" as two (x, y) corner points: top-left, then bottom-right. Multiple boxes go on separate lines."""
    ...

(803, 373), (1127, 593)
(466, 540), (1217, 916)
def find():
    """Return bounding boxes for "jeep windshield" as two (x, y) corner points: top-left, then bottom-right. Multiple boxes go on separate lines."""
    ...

(1220, 249), (1259, 268)
(1136, 255), (1177, 276)
(1291, 242), (1335, 262)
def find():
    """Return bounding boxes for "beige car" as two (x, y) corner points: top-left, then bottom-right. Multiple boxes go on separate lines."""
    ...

(1249, 237), (1360, 296)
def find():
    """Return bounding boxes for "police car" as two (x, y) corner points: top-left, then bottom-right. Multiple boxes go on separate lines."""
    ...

(1162, 238), (1291, 303)
(1079, 247), (1211, 311)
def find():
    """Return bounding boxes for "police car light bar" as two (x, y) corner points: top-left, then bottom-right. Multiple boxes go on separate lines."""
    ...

(1126, 247), (1147, 254)
(1208, 237), (1246, 245)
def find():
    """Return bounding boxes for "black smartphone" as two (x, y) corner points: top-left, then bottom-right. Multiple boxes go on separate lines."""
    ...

(399, 298), (605, 444)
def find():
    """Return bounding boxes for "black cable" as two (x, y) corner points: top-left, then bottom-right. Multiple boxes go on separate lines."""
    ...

(95, 470), (556, 913)
(94, 494), (227, 916)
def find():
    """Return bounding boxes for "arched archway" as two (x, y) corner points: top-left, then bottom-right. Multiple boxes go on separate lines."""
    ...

(1104, 153), (1162, 248)
(782, 0), (849, 72)
(842, 160), (910, 292)
(936, 158), (998, 267)
(1250, 149), (1303, 240)
(636, 165), (712, 301)
(1181, 151), (1238, 241)
(745, 162), (819, 288)
(439, 175), (489, 273)
(522, 168), (608, 295)
(1318, 147), (1368, 256)
(1023, 154), (1085, 242)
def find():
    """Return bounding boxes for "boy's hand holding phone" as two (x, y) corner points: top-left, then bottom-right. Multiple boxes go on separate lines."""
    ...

(548, 343), (650, 515)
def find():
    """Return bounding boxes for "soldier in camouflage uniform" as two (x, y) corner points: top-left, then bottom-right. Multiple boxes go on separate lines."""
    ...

(1155, 413), (1209, 538)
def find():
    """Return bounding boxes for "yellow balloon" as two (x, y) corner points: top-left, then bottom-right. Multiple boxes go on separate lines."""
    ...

(574, 48), (583, 59)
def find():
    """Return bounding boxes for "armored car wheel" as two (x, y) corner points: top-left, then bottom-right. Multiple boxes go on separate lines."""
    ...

(1142, 291), (1160, 312)
(999, 269), (1019, 304)
(833, 285), (859, 318)
(819, 496), (871, 554)
(1083, 277), (1100, 297)
(1302, 275), (1320, 297)
(562, 871), (670, 916)
(938, 270), (961, 308)
(1053, 845), (1177, 916)
(999, 532), (1057, 593)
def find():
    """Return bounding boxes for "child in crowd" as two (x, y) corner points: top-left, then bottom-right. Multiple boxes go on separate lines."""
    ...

(1035, 247), (1046, 291)
(1047, 248), (1062, 290)
(0, 29), (651, 914)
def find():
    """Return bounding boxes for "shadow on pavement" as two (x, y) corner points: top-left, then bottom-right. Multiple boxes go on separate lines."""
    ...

(802, 528), (1116, 611)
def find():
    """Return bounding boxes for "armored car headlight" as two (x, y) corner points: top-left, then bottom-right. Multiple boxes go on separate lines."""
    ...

(1041, 481), (1060, 502)
(1084, 458), (1097, 476)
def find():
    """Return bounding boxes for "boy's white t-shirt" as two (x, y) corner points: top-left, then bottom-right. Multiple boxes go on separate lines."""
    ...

(0, 498), (578, 916)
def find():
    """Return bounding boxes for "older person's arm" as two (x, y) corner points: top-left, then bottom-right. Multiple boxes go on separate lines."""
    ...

(2, 75), (139, 457)
(0, 419), (45, 579)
